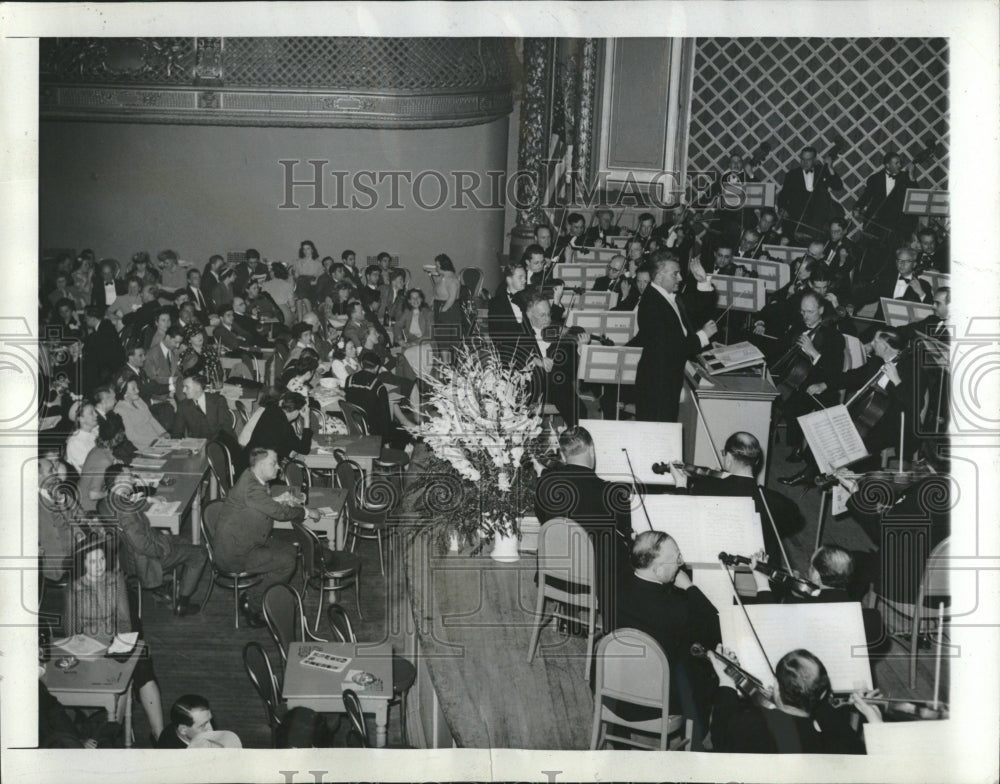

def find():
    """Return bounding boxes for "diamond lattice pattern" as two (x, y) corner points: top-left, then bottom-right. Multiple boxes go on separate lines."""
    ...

(687, 38), (948, 205)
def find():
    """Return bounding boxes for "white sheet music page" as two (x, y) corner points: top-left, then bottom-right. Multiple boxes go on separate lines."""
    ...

(637, 495), (762, 563)
(798, 404), (869, 474)
(718, 602), (873, 692)
(580, 419), (682, 485)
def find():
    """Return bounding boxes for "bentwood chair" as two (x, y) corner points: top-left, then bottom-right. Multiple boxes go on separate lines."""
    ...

(527, 517), (601, 680)
(291, 521), (364, 626)
(206, 438), (234, 497)
(590, 628), (690, 751)
(342, 689), (369, 748)
(201, 500), (263, 629)
(261, 582), (324, 670)
(334, 456), (392, 576)
(326, 604), (417, 746)
(242, 641), (285, 744)
(338, 400), (410, 475)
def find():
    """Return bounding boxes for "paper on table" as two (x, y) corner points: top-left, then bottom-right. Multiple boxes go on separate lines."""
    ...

(798, 405), (869, 475)
(131, 457), (167, 470)
(638, 495), (763, 564)
(108, 632), (139, 655)
(718, 602), (873, 692)
(52, 634), (107, 657)
(147, 498), (181, 516)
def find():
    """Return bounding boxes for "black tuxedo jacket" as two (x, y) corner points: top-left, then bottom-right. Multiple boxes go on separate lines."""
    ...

(592, 274), (625, 295)
(201, 270), (221, 312)
(853, 270), (932, 319)
(856, 170), (918, 243)
(773, 320), (845, 391)
(634, 286), (705, 422)
(508, 323), (581, 426)
(169, 393), (234, 440)
(487, 289), (525, 346)
(777, 166), (843, 238)
(185, 286), (211, 324)
(82, 319), (126, 393)
(583, 225), (623, 247)
(90, 278), (127, 311)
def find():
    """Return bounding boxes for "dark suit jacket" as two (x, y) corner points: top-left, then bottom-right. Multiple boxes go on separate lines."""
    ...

(835, 352), (919, 455)
(169, 393), (234, 440)
(508, 323), (581, 426)
(201, 271), (222, 313)
(377, 286), (407, 325)
(98, 495), (177, 588)
(185, 285), (211, 324)
(856, 170), (918, 245)
(772, 320), (845, 390)
(634, 286), (705, 422)
(534, 463), (632, 626)
(90, 277), (127, 311)
(212, 468), (305, 569)
(245, 403), (313, 462)
(688, 474), (805, 567)
(592, 274), (625, 295)
(583, 225), (623, 247)
(82, 319), (126, 393)
(142, 343), (179, 395)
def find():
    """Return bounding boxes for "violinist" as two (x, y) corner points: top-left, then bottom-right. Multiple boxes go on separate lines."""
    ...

(615, 531), (722, 750)
(735, 229), (772, 260)
(533, 224), (555, 261)
(612, 267), (649, 312)
(752, 249), (821, 337)
(583, 208), (623, 248)
(753, 207), (786, 248)
(709, 646), (874, 754)
(822, 217), (858, 299)
(771, 291), (845, 468)
(632, 212), (660, 258)
(522, 245), (567, 324)
(591, 254), (628, 297)
(552, 212), (589, 263)
(847, 247), (932, 326)
(669, 432), (804, 566)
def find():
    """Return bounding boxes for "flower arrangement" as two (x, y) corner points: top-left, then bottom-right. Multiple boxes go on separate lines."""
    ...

(404, 342), (544, 550)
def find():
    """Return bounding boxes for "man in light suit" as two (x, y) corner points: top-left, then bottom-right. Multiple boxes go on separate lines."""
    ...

(184, 268), (211, 325)
(634, 254), (718, 423)
(170, 372), (245, 472)
(212, 447), (318, 626)
(143, 324), (182, 403)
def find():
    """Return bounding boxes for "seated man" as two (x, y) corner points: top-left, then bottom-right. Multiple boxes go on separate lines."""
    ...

(99, 464), (207, 616)
(170, 372), (245, 473)
(592, 254), (627, 295)
(583, 208), (623, 248)
(38, 456), (86, 581)
(615, 531), (721, 749)
(533, 426), (632, 629)
(709, 647), (874, 754)
(212, 447), (318, 627)
(155, 694), (217, 749)
(670, 432), (804, 566)
(345, 351), (415, 454)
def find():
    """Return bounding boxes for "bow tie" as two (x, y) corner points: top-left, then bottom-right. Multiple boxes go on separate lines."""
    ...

(886, 173), (897, 181)
(899, 276), (912, 283)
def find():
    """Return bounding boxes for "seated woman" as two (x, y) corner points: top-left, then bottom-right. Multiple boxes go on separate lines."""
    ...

(65, 401), (100, 473)
(78, 415), (136, 513)
(67, 535), (166, 743)
(245, 390), (313, 463)
(328, 338), (361, 388)
(393, 287), (435, 382)
(179, 325), (224, 389)
(114, 377), (167, 450)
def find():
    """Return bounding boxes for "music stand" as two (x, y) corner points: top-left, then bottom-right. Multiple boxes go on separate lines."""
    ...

(761, 244), (808, 264)
(731, 256), (790, 292)
(903, 188), (949, 217)
(579, 344), (642, 420)
(880, 298), (936, 328)
(740, 182), (776, 210)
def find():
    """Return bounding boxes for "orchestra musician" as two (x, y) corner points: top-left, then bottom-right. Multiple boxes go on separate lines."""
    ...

(612, 267), (649, 312)
(771, 290), (845, 472)
(615, 531), (722, 750)
(753, 207), (786, 248)
(552, 212), (589, 263)
(708, 647), (873, 754)
(777, 145), (845, 244)
(653, 204), (700, 260)
(914, 226), (949, 273)
(706, 151), (759, 246)
(853, 151), (919, 263)
(822, 217), (858, 299)
(592, 254), (627, 296)
(669, 432), (804, 567)
(847, 247), (932, 325)
(583, 208), (624, 248)
(752, 250), (823, 337)
(487, 261), (528, 356)
(634, 254), (718, 423)
(533, 224), (555, 262)
(735, 229), (772, 260)
(631, 212), (660, 258)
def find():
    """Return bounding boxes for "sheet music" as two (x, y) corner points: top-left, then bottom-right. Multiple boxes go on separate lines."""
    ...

(636, 495), (763, 563)
(798, 405), (869, 474)
(580, 418), (681, 485)
(718, 603), (873, 692)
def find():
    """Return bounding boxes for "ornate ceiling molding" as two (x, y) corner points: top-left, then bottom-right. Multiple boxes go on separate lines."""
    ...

(40, 37), (514, 129)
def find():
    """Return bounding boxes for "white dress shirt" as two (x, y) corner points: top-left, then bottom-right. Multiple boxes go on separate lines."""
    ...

(103, 281), (118, 307)
(532, 327), (551, 357)
(885, 171), (897, 197)
(509, 294), (523, 324)
(893, 275), (915, 299)
(650, 282), (710, 348)
(803, 169), (815, 192)
(65, 428), (97, 471)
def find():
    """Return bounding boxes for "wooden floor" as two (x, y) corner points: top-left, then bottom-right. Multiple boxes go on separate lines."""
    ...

(43, 420), (945, 749)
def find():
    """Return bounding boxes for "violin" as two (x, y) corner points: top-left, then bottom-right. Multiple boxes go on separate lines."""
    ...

(691, 643), (776, 710)
(814, 465), (935, 493)
(651, 461), (727, 480)
(719, 551), (819, 599)
(830, 694), (949, 721)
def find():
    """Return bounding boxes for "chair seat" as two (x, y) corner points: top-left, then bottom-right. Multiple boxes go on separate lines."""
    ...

(321, 551), (363, 576)
(392, 656), (417, 694)
(601, 703), (684, 736)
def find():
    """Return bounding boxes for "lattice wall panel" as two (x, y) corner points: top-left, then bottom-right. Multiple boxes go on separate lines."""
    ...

(687, 38), (948, 207)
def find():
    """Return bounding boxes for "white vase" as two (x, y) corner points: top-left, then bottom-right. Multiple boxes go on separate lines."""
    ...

(448, 531), (461, 552)
(489, 531), (520, 563)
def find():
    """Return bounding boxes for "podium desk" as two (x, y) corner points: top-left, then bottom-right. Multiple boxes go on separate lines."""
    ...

(678, 363), (779, 483)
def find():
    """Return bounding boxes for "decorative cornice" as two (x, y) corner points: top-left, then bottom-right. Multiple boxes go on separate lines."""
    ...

(40, 37), (514, 129)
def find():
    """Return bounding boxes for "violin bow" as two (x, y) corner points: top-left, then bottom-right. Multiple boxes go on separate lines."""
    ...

(718, 556), (777, 679)
(622, 447), (654, 531)
(754, 488), (794, 575)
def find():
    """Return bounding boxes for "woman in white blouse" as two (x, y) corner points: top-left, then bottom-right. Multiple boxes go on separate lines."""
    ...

(64, 402), (99, 472)
(328, 339), (361, 387)
(114, 377), (167, 449)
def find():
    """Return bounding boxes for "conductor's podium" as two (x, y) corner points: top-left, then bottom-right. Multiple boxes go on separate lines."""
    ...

(678, 362), (780, 483)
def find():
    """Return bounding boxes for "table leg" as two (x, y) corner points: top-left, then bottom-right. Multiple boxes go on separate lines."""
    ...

(192, 490), (203, 545)
(124, 692), (133, 748)
(375, 704), (388, 748)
